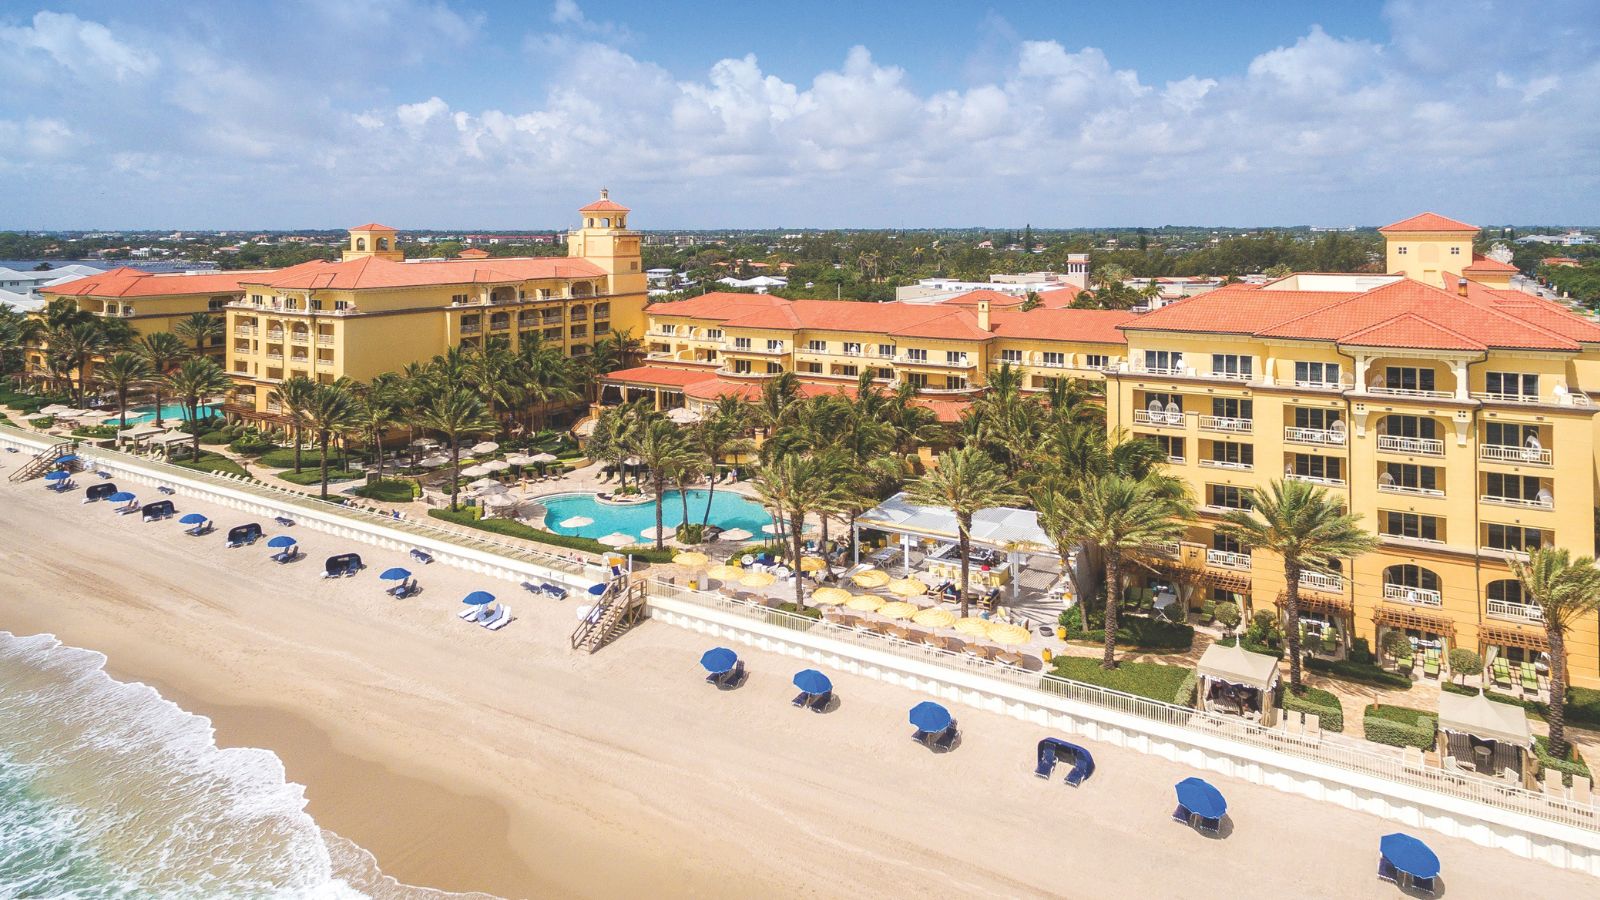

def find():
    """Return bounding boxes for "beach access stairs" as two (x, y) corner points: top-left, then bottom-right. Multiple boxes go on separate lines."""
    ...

(8, 440), (74, 483)
(571, 579), (647, 653)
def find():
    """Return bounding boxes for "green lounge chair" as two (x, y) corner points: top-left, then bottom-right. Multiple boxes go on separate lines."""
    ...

(1423, 650), (1440, 678)
(1521, 662), (1540, 692)
(1396, 650), (1413, 672)
(1492, 659), (1513, 689)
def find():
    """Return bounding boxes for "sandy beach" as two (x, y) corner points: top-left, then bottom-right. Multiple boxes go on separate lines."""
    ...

(0, 476), (1588, 899)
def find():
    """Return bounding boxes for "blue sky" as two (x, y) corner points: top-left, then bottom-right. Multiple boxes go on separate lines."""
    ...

(0, 0), (1596, 229)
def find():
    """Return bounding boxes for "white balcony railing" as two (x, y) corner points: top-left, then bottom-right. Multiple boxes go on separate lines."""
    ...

(1205, 549), (1252, 570)
(1384, 583), (1443, 607)
(1480, 545), (1534, 561)
(1209, 370), (1253, 382)
(316, 335), (334, 346)
(233, 326), (257, 337)
(1487, 599), (1544, 623)
(1198, 415), (1252, 433)
(1380, 532), (1445, 548)
(1479, 443), (1551, 466)
(1368, 386), (1453, 400)
(1480, 494), (1553, 510)
(1293, 378), (1351, 391)
(1143, 365), (1187, 377)
(1286, 472), (1345, 487)
(1198, 458), (1253, 471)
(1152, 541), (1182, 558)
(1377, 482), (1444, 498)
(1283, 426), (1346, 446)
(1471, 391), (1541, 404)
(1299, 571), (1345, 592)
(1376, 434), (1444, 456)
(1132, 408), (1185, 428)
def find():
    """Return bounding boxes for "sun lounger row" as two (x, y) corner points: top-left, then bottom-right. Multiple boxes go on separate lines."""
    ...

(457, 604), (512, 630)
(522, 581), (570, 600)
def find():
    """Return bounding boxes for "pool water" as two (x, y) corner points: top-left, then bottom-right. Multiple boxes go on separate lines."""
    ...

(541, 490), (772, 539)
(121, 403), (219, 425)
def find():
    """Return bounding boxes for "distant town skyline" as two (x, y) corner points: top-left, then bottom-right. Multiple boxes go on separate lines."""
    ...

(1, 0), (1596, 229)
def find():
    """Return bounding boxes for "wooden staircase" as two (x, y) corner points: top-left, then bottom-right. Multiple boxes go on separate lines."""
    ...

(571, 579), (647, 653)
(8, 440), (74, 483)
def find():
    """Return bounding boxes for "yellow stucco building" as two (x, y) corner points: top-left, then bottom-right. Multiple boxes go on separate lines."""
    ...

(1109, 212), (1600, 687)
(34, 267), (256, 369)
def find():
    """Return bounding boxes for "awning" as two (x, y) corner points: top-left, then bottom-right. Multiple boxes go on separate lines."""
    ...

(1288, 591), (1352, 615)
(855, 492), (1055, 555)
(1479, 623), (1549, 652)
(1437, 691), (1532, 747)
(1373, 605), (1455, 635)
(1196, 641), (1280, 691)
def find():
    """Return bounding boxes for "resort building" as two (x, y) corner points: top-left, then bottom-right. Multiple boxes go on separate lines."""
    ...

(894, 260), (1089, 303)
(1109, 213), (1600, 688)
(223, 192), (648, 422)
(600, 291), (1132, 422)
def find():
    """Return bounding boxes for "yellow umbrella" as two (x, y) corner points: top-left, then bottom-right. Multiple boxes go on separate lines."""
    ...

(912, 607), (957, 628)
(845, 594), (885, 612)
(706, 564), (744, 581)
(740, 571), (776, 588)
(878, 601), (920, 620)
(798, 556), (828, 573)
(851, 569), (890, 588)
(672, 551), (710, 568)
(986, 622), (1033, 646)
(887, 577), (926, 597)
(810, 586), (853, 605)
(954, 617), (991, 637)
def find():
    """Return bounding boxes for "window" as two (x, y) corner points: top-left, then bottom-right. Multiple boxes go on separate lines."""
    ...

(1381, 463), (1438, 491)
(1084, 354), (1110, 369)
(1210, 441), (1253, 466)
(1485, 524), (1544, 552)
(766, 339), (784, 352)
(1487, 580), (1528, 605)
(800, 362), (822, 374)
(309, 299), (323, 311)
(1485, 422), (1538, 447)
(1145, 392), (1183, 411)
(1154, 435), (1184, 462)
(1382, 512), (1438, 541)
(733, 337), (752, 350)
(1211, 398), (1252, 420)
(1208, 484), (1252, 510)
(1145, 350), (1183, 372)
(839, 365), (858, 377)
(1382, 366), (1435, 393)
(1000, 349), (1023, 363)
(1292, 454), (1343, 481)
(766, 362), (782, 374)
(1212, 533), (1245, 554)
(946, 376), (967, 389)
(1382, 415), (1437, 439)
(1211, 354), (1252, 379)
(1294, 361), (1340, 386)
(1385, 565), (1438, 591)
(570, 325), (587, 339)
(905, 348), (928, 362)
(877, 344), (895, 358)
(906, 372), (928, 388)
(876, 368), (893, 380)
(807, 339), (826, 352)
(946, 350), (967, 365)
(1292, 407), (1341, 430)
(1397, 246), (1408, 255)
(1449, 246), (1461, 256)
(705, 329), (723, 340)
(1041, 352), (1065, 367)
(451, 293), (469, 305)
(593, 303), (610, 318)
(843, 342), (862, 355)
(208, 298), (228, 311)
(1485, 372), (1537, 399)
(733, 359), (752, 374)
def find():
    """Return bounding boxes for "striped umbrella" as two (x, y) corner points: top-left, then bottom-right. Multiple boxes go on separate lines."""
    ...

(706, 564), (744, 581)
(985, 622), (1033, 646)
(672, 551), (710, 568)
(845, 594), (885, 612)
(887, 577), (926, 597)
(810, 586), (852, 606)
(739, 571), (776, 588)
(954, 617), (991, 637)
(912, 607), (957, 628)
(850, 569), (890, 588)
(878, 601), (920, 620)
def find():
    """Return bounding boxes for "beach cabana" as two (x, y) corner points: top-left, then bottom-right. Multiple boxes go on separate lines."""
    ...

(791, 669), (833, 712)
(1378, 833), (1440, 894)
(116, 423), (164, 446)
(140, 499), (176, 522)
(701, 647), (744, 688)
(226, 523), (262, 547)
(1437, 691), (1533, 781)
(1035, 738), (1095, 786)
(322, 553), (364, 578)
(853, 492), (1056, 597)
(1196, 641), (1280, 725)
(178, 512), (211, 536)
(84, 482), (118, 502)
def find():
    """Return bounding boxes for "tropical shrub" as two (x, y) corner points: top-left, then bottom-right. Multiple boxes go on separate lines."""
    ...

(1283, 686), (1344, 732)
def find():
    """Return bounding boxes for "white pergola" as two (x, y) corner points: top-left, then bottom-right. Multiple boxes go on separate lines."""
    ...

(852, 492), (1058, 598)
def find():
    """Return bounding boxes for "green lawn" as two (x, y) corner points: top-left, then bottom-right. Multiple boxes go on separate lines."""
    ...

(1047, 655), (1193, 703)
(352, 478), (415, 502)
(171, 452), (249, 478)
(278, 468), (361, 486)
(1366, 703), (1434, 725)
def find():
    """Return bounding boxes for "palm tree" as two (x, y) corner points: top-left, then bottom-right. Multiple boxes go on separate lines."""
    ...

(173, 312), (223, 357)
(629, 418), (696, 549)
(1511, 547), (1600, 760)
(464, 342), (524, 437)
(136, 332), (189, 426)
(270, 375), (318, 474)
(0, 307), (43, 374)
(98, 352), (151, 428)
(754, 371), (799, 438)
(302, 382), (362, 499)
(754, 451), (847, 610)
(164, 357), (232, 456)
(416, 388), (496, 510)
(52, 322), (106, 407)
(515, 335), (579, 432)
(904, 447), (1024, 618)
(692, 396), (753, 526)
(355, 376), (400, 482)
(1040, 473), (1191, 668)
(1217, 479), (1377, 694)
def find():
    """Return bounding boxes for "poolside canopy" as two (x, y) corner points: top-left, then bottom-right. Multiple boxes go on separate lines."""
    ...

(117, 423), (164, 440)
(1437, 691), (1531, 747)
(55, 454), (78, 464)
(855, 492), (1056, 556)
(147, 430), (192, 446)
(1197, 642), (1280, 692)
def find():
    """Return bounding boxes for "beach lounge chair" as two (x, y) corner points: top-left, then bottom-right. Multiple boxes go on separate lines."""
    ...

(273, 516), (295, 527)
(409, 548), (434, 565)
(792, 690), (810, 708)
(84, 482), (117, 503)
(710, 659), (745, 689)
(1172, 803), (1193, 825)
(185, 521), (212, 536)
(540, 582), (569, 601)
(271, 546), (301, 564)
(1423, 649), (1441, 678)
(806, 690), (831, 712)
(481, 606), (511, 629)
(1492, 658), (1513, 689)
(1521, 662), (1540, 692)
(1377, 856), (1398, 884)
(932, 723), (959, 752)
(226, 523), (262, 547)
(457, 606), (480, 621)
(141, 500), (176, 522)
(157, 486), (175, 495)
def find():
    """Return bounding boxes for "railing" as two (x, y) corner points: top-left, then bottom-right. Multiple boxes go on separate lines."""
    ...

(1479, 443), (1551, 466)
(1152, 541), (1182, 558)
(234, 327), (257, 337)
(1368, 386), (1453, 400)
(315, 360), (334, 370)
(264, 353), (283, 362)
(1286, 472), (1345, 487)
(1132, 409), (1185, 428)
(1487, 599), (1544, 623)
(1208, 370), (1253, 382)
(265, 332), (285, 342)
(1198, 415), (1252, 433)
(1480, 545), (1534, 562)
(1283, 426), (1345, 446)
(1380, 532), (1445, 549)
(289, 333), (310, 344)
(1198, 458), (1253, 471)
(1142, 365), (1187, 377)
(1376, 434), (1444, 456)
(1480, 494), (1553, 510)
(316, 335), (334, 346)
(1378, 482), (1444, 498)
(1471, 391), (1541, 404)
(1205, 549), (1251, 570)
(490, 320), (511, 331)
(459, 324), (482, 335)
(1293, 379), (1350, 391)
(1036, 357), (1068, 369)
(1383, 583), (1442, 607)
(1299, 571), (1345, 592)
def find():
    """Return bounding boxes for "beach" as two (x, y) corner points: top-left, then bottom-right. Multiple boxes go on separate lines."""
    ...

(0, 476), (1589, 899)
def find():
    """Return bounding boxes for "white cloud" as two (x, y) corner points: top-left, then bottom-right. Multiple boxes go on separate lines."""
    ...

(0, 11), (157, 82)
(397, 96), (451, 130)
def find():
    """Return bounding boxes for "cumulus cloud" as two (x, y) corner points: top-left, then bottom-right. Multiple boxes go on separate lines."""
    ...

(0, 11), (157, 82)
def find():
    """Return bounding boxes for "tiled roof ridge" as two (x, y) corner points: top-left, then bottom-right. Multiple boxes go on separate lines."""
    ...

(1339, 311), (1486, 350)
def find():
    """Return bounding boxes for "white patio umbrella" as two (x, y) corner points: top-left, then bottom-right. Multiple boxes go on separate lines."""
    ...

(481, 460), (511, 473)
(719, 528), (754, 542)
(640, 525), (672, 541)
(559, 516), (594, 529)
(467, 477), (502, 490)
(505, 454), (536, 467)
(598, 532), (635, 547)
(667, 407), (702, 424)
(622, 456), (642, 467)
(460, 464), (491, 477)
(417, 454), (450, 467)
(529, 452), (558, 464)
(470, 441), (499, 455)
(410, 438), (439, 449)
(38, 404), (71, 416)
(483, 492), (517, 507)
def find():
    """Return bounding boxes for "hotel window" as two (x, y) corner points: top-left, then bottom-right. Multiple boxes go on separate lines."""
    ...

(838, 365), (859, 377)
(1085, 354), (1110, 369)
(250, 294), (264, 304)
(1382, 366), (1435, 393)
(1154, 435), (1184, 462)
(1145, 350), (1183, 372)
(1213, 533), (1245, 554)
(733, 337), (751, 350)
(807, 339), (826, 352)
(1485, 473), (1543, 501)
(946, 350), (967, 365)
(1487, 580), (1529, 606)
(1397, 246), (1408, 255)
(1211, 354), (1252, 379)
(766, 339), (784, 352)
(309, 299), (323, 311)
(1485, 421), (1538, 447)
(539, 289), (552, 300)
(1145, 392), (1183, 413)
(843, 342), (862, 355)
(1208, 484), (1252, 510)
(1382, 512), (1438, 541)
(1485, 523), (1544, 552)
(593, 303), (609, 318)
(876, 367), (893, 380)
(1042, 352), (1065, 367)
(907, 372), (928, 388)
(947, 376), (968, 389)
(543, 328), (562, 341)
(1212, 397), (1252, 421)
(570, 325), (588, 339)
(800, 362), (822, 374)
(1382, 414), (1437, 439)
(1210, 441), (1253, 467)
(1292, 454), (1342, 481)
(706, 329), (723, 340)
(1449, 246), (1461, 255)
(208, 298), (228, 311)
(877, 344), (895, 358)
(333, 300), (350, 311)
(451, 293), (469, 305)
(766, 362), (782, 374)
(1294, 361), (1340, 386)
(1000, 349), (1023, 364)
(733, 359), (752, 374)
(1381, 463), (1438, 492)
(906, 348), (928, 362)
(1485, 372), (1537, 399)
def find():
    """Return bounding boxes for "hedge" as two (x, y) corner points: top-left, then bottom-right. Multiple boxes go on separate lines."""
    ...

(1058, 606), (1195, 651)
(351, 478), (416, 502)
(198, 429), (231, 445)
(1047, 656), (1193, 704)
(278, 468), (361, 486)
(1362, 704), (1436, 749)
(1284, 686), (1344, 733)
(1172, 669), (1199, 708)
(171, 452), (248, 478)
(428, 507), (674, 563)
(1304, 656), (1413, 691)
(1534, 736), (1591, 786)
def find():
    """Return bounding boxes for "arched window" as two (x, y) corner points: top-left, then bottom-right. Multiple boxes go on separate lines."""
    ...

(355, 238), (367, 251)
(377, 237), (389, 250)
(601, 217), (611, 227)
(585, 218), (594, 228)
(571, 281), (593, 298)
(1384, 564), (1439, 591)
(1487, 580), (1529, 606)
(616, 215), (626, 228)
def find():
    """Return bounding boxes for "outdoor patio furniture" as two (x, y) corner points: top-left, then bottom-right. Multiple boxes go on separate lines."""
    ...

(1521, 662), (1540, 692)
(1492, 659), (1513, 689)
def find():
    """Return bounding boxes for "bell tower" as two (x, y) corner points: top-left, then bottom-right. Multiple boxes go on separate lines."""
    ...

(343, 223), (403, 262)
(568, 189), (644, 296)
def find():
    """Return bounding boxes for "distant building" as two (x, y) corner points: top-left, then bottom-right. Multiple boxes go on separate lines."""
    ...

(1543, 257), (1582, 268)
(0, 264), (106, 312)
(717, 275), (788, 293)
(462, 234), (557, 245)
(1515, 231), (1595, 246)
(895, 257), (1089, 303)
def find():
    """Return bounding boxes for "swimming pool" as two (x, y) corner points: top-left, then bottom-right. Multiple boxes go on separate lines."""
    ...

(121, 402), (220, 425)
(541, 490), (772, 540)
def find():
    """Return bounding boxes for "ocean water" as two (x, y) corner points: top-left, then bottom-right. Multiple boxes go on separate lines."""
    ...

(0, 631), (491, 899)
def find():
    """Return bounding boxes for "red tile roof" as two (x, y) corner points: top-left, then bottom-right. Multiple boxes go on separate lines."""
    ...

(647, 292), (791, 320)
(41, 267), (269, 298)
(942, 285), (1083, 309)
(350, 223), (398, 231)
(989, 308), (1132, 344)
(247, 255), (604, 290)
(1378, 212), (1478, 233)
(1463, 254), (1518, 273)
(1034, 285), (1085, 307)
(580, 197), (630, 213)
(652, 294), (1124, 343)
(456, 248), (491, 259)
(600, 366), (713, 388)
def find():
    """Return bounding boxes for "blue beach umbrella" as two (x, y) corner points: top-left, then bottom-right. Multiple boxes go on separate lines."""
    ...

(55, 454), (78, 464)
(908, 701), (952, 733)
(700, 647), (737, 674)
(266, 535), (297, 548)
(792, 669), (832, 695)
(587, 582), (608, 596)
(1175, 778), (1227, 821)
(108, 492), (136, 502)
(462, 590), (496, 606)
(379, 567), (412, 582)
(44, 470), (69, 481)
(1379, 833), (1440, 880)
(179, 513), (208, 525)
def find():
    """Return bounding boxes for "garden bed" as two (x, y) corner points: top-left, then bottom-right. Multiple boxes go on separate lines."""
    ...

(1304, 656), (1413, 690)
(170, 452), (249, 478)
(351, 478), (416, 502)
(1047, 656), (1193, 704)
(1362, 704), (1436, 749)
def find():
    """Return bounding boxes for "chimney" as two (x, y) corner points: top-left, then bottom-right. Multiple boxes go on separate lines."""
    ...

(1457, 278), (1469, 297)
(977, 299), (991, 332)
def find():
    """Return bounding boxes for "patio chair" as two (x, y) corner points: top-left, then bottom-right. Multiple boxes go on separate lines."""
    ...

(1492, 659), (1513, 689)
(1521, 662), (1540, 692)
(409, 548), (434, 565)
(1171, 804), (1192, 825)
(1573, 775), (1593, 806)
(1377, 857), (1398, 884)
(482, 606), (512, 630)
(792, 691), (809, 708)
(1545, 769), (1567, 796)
(274, 516), (295, 527)
(1423, 652), (1440, 679)
(806, 690), (831, 713)
(932, 723), (959, 752)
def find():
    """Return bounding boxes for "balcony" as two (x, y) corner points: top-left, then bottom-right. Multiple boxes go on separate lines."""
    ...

(459, 324), (482, 335)
(315, 359), (334, 370)
(1282, 426), (1346, 446)
(1480, 494), (1553, 510)
(265, 332), (285, 343)
(316, 335), (334, 346)
(1198, 415), (1252, 434)
(731, 343), (787, 356)
(265, 352), (284, 362)
(714, 366), (782, 380)
(1487, 599), (1543, 623)
(490, 320), (511, 331)
(233, 326), (257, 337)
(1151, 541), (1182, 559)
(1380, 532), (1445, 550)
(1299, 571), (1345, 593)
(1035, 356), (1069, 369)
(1377, 482), (1444, 498)
(1368, 386), (1453, 400)
(1198, 458), (1253, 471)
(1479, 443), (1551, 466)
(1479, 545), (1533, 562)
(898, 353), (972, 368)
(289, 332), (310, 345)
(1142, 365), (1187, 377)
(1208, 369), (1253, 382)
(1206, 549), (1251, 571)
(1132, 408), (1185, 428)
(1471, 390), (1540, 404)
(1384, 583), (1442, 607)
(1285, 472), (1345, 487)
(1376, 434), (1444, 456)
(1293, 378), (1352, 391)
